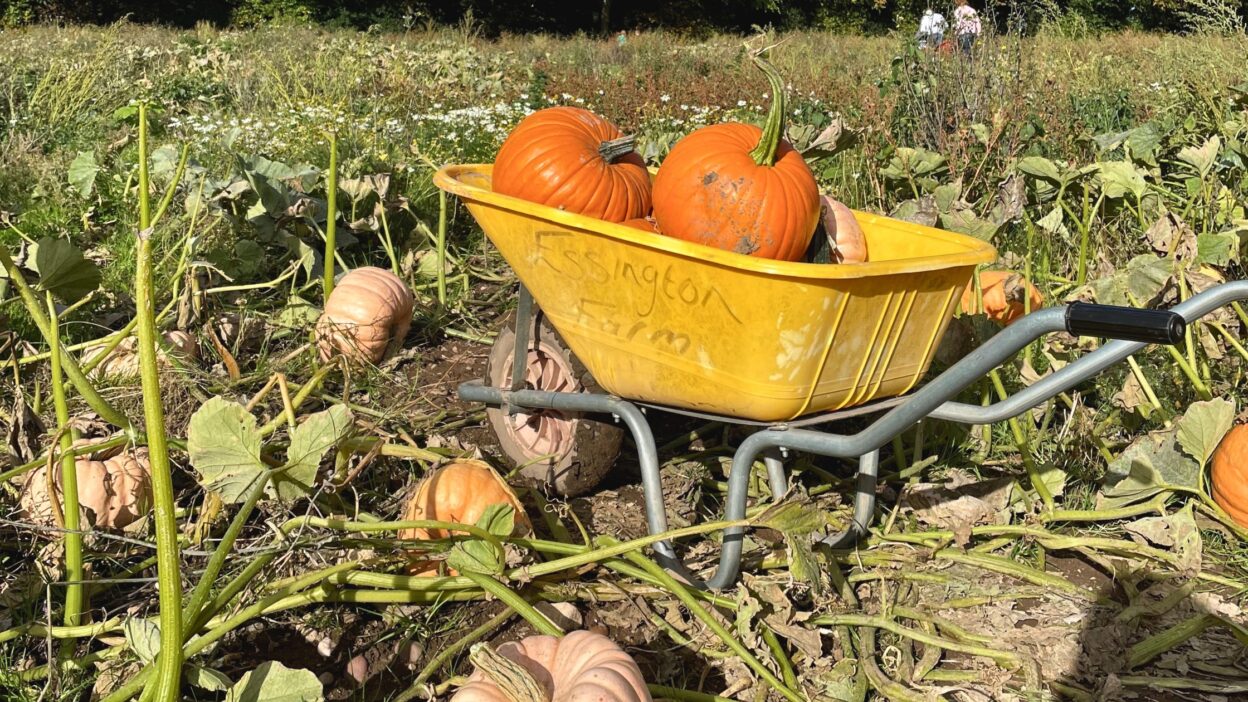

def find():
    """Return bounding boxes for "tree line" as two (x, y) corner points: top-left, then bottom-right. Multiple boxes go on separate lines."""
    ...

(1, 0), (1243, 34)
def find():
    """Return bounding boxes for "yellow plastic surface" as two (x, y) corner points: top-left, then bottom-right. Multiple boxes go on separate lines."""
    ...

(435, 164), (997, 422)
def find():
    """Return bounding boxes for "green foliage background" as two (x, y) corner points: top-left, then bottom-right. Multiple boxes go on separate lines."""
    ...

(1, 0), (1244, 33)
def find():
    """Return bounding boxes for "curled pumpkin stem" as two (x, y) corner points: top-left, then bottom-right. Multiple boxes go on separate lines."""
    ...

(598, 135), (636, 163)
(468, 642), (549, 702)
(746, 52), (787, 167)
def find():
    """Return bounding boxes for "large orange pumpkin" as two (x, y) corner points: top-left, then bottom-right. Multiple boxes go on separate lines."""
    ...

(620, 216), (659, 233)
(400, 460), (531, 574)
(316, 267), (415, 364)
(493, 107), (652, 222)
(453, 631), (651, 702)
(960, 270), (1043, 326)
(651, 54), (819, 261)
(1212, 425), (1248, 527)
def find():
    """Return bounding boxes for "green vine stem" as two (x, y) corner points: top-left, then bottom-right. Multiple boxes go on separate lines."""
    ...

(436, 189), (448, 306)
(746, 51), (787, 167)
(0, 245), (131, 429)
(458, 571), (563, 637)
(646, 685), (738, 702)
(322, 130), (339, 300)
(133, 101), (183, 702)
(610, 538), (804, 702)
(761, 626), (798, 689)
(1128, 613), (1214, 669)
(812, 614), (1019, 667)
(46, 292), (85, 652)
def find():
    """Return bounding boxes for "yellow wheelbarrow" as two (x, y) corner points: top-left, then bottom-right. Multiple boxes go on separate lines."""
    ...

(437, 163), (1220, 589)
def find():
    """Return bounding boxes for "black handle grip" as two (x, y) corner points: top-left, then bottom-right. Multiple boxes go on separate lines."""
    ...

(1065, 302), (1186, 345)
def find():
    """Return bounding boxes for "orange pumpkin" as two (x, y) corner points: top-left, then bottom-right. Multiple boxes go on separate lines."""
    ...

(453, 630), (650, 702)
(960, 270), (1043, 325)
(820, 196), (868, 264)
(493, 107), (652, 222)
(620, 216), (659, 233)
(20, 446), (152, 530)
(652, 54), (819, 261)
(400, 460), (531, 574)
(316, 267), (415, 364)
(1212, 425), (1248, 527)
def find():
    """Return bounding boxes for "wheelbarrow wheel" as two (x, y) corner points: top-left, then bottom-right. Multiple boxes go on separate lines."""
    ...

(485, 310), (623, 496)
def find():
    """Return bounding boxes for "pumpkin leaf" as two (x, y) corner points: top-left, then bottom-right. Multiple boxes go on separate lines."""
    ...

(1178, 135), (1221, 178)
(1123, 502), (1202, 576)
(813, 657), (862, 701)
(187, 397), (267, 504)
(1091, 254), (1172, 307)
(124, 618), (160, 665)
(1197, 231), (1240, 267)
(187, 666), (233, 692)
(1035, 206), (1068, 237)
(277, 406), (354, 501)
(1100, 428), (1202, 509)
(445, 504), (514, 575)
(890, 197), (938, 227)
(1015, 156), (1062, 183)
(224, 661), (323, 702)
(29, 237), (101, 304)
(1176, 398), (1235, 467)
(1097, 161), (1147, 200)
(67, 151), (99, 199)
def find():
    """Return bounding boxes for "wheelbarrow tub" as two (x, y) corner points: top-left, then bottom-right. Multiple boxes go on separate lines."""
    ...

(435, 164), (996, 422)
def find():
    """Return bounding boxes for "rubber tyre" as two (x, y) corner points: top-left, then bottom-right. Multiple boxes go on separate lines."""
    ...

(485, 309), (623, 496)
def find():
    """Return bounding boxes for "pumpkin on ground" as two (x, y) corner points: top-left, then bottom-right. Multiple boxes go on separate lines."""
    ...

(960, 270), (1043, 326)
(316, 267), (415, 364)
(820, 195), (868, 264)
(19, 446), (152, 530)
(452, 630), (651, 702)
(493, 106), (652, 222)
(1212, 425), (1248, 527)
(83, 330), (199, 379)
(651, 53), (819, 261)
(400, 459), (531, 574)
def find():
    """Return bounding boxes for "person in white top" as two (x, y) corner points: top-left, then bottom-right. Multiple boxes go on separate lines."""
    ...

(953, 0), (982, 55)
(916, 8), (947, 50)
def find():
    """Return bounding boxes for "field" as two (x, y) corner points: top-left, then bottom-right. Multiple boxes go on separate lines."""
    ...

(3, 19), (1248, 702)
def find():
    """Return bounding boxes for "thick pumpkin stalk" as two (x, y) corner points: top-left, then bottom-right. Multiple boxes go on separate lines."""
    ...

(46, 293), (85, 655)
(468, 643), (549, 702)
(597, 135), (636, 162)
(746, 53), (788, 167)
(322, 131), (339, 301)
(134, 102), (184, 702)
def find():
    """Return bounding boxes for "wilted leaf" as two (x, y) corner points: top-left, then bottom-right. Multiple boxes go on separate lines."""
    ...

(1178, 135), (1221, 177)
(1100, 428), (1202, 509)
(187, 397), (266, 503)
(1144, 213), (1196, 259)
(274, 295), (321, 330)
(29, 237), (101, 303)
(890, 197), (938, 227)
(1176, 398), (1235, 467)
(224, 661), (323, 702)
(277, 406), (354, 501)
(68, 151), (99, 199)
(1036, 207), (1068, 236)
(1091, 254), (1172, 307)
(939, 208), (999, 241)
(124, 618), (160, 665)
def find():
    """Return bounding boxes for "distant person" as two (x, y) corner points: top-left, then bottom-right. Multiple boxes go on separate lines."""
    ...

(916, 8), (946, 50)
(617, 31), (627, 47)
(953, 0), (981, 56)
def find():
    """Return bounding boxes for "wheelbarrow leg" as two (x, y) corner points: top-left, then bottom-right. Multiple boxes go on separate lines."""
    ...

(762, 448), (788, 498)
(820, 449), (878, 549)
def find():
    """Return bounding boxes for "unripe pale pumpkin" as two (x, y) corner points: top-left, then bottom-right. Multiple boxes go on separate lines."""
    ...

(960, 270), (1043, 326)
(1212, 425), (1248, 527)
(316, 267), (415, 364)
(820, 196), (868, 264)
(19, 446), (153, 530)
(493, 107), (652, 223)
(400, 460), (531, 575)
(83, 330), (200, 379)
(453, 630), (651, 702)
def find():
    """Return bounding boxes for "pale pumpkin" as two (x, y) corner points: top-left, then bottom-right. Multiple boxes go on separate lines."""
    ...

(83, 330), (200, 379)
(316, 267), (415, 364)
(820, 196), (868, 264)
(400, 460), (531, 574)
(1212, 425), (1248, 527)
(452, 630), (651, 702)
(20, 446), (152, 530)
(960, 270), (1043, 326)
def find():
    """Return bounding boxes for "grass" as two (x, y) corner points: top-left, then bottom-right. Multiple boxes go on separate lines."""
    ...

(1, 19), (1248, 702)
